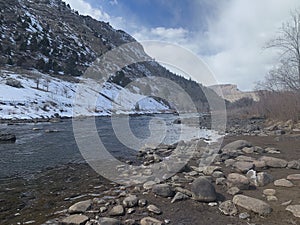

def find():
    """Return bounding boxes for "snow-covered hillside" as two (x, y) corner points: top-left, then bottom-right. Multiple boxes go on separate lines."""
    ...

(0, 69), (170, 119)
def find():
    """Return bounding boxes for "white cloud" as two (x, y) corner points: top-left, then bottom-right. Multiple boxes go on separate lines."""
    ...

(63, 0), (300, 91)
(132, 0), (300, 91)
(64, 0), (110, 21)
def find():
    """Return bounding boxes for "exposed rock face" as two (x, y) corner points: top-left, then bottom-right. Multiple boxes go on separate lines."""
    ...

(209, 84), (259, 102)
(191, 177), (217, 202)
(233, 195), (272, 215)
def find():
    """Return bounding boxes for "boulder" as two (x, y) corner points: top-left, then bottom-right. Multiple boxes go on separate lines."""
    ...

(61, 215), (89, 225)
(274, 179), (294, 187)
(219, 200), (238, 216)
(222, 140), (252, 151)
(98, 217), (121, 225)
(123, 195), (138, 208)
(191, 177), (217, 202)
(287, 174), (300, 180)
(140, 217), (163, 225)
(171, 192), (189, 203)
(256, 172), (274, 187)
(227, 173), (250, 190)
(68, 200), (92, 214)
(233, 195), (272, 215)
(287, 160), (300, 170)
(286, 205), (300, 218)
(108, 205), (125, 216)
(233, 161), (254, 173)
(152, 184), (175, 197)
(260, 156), (287, 168)
(147, 204), (161, 215)
(263, 189), (276, 196)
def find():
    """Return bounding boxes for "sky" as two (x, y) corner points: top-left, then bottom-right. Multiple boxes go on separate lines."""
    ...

(64, 0), (300, 91)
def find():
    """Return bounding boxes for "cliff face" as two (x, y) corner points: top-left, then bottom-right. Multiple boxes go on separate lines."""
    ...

(209, 84), (259, 102)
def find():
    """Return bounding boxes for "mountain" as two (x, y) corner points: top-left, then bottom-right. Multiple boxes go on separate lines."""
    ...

(0, 0), (222, 119)
(209, 84), (259, 103)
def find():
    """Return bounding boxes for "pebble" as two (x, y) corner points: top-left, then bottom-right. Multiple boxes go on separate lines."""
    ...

(147, 204), (161, 215)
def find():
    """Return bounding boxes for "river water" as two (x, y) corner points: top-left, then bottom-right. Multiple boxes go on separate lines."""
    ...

(0, 114), (216, 179)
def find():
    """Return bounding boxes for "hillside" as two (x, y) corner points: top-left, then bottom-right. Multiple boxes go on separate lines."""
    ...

(0, 0), (222, 119)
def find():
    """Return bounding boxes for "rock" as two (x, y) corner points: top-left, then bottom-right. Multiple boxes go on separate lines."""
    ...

(233, 161), (254, 173)
(227, 173), (250, 190)
(108, 205), (125, 216)
(265, 147), (281, 154)
(138, 199), (147, 207)
(252, 160), (267, 169)
(227, 187), (241, 196)
(124, 219), (136, 225)
(282, 200), (293, 206)
(203, 166), (222, 175)
(68, 200), (92, 214)
(127, 208), (135, 214)
(100, 207), (108, 213)
(274, 179), (294, 187)
(222, 140), (252, 151)
(0, 133), (16, 143)
(98, 217), (121, 225)
(263, 189), (276, 196)
(171, 192), (189, 203)
(287, 174), (300, 180)
(260, 156), (288, 168)
(212, 171), (224, 178)
(219, 200), (238, 216)
(224, 159), (236, 167)
(216, 177), (226, 185)
(286, 205), (300, 218)
(266, 196), (278, 201)
(242, 147), (255, 154)
(174, 187), (193, 197)
(239, 212), (250, 220)
(152, 184), (175, 197)
(6, 78), (23, 88)
(123, 195), (138, 208)
(256, 172), (274, 187)
(287, 160), (300, 169)
(143, 181), (156, 190)
(61, 215), (89, 225)
(140, 217), (163, 225)
(147, 204), (162, 215)
(233, 195), (272, 215)
(191, 177), (217, 202)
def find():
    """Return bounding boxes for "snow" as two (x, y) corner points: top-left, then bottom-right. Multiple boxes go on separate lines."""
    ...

(0, 70), (170, 119)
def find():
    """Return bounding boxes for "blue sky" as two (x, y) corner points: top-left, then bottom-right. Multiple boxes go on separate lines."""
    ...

(64, 0), (300, 91)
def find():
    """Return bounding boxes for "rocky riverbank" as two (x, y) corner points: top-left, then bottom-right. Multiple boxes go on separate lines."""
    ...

(1, 119), (300, 225)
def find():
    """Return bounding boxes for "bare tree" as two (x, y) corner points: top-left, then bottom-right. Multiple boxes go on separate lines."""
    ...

(259, 10), (300, 91)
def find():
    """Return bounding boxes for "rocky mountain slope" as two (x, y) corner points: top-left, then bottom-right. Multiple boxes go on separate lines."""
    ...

(0, 0), (223, 119)
(209, 84), (259, 103)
